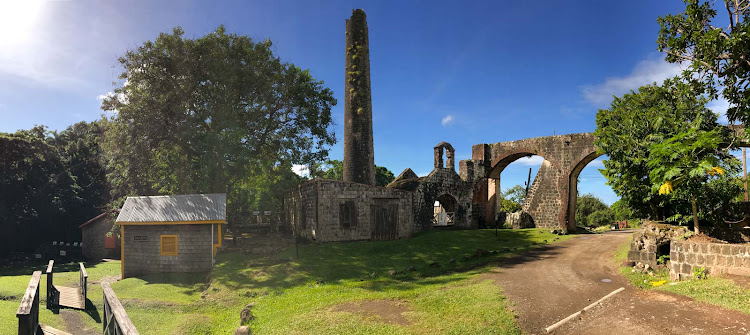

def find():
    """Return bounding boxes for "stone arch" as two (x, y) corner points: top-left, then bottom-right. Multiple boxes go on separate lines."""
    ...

(561, 150), (603, 230)
(488, 149), (559, 179)
(483, 149), (556, 228)
(434, 141), (456, 171)
(471, 133), (599, 231)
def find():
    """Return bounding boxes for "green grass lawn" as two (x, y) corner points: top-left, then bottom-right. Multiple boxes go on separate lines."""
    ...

(1, 229), (572, 334)
(613, 235), (750, 314)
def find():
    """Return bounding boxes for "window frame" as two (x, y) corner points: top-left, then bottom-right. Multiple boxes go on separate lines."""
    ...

(339, 200), (357, 229)
(160, 234), (178, 256)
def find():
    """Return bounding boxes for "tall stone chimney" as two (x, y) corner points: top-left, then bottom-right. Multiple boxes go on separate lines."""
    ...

(343, 9), (375, 185)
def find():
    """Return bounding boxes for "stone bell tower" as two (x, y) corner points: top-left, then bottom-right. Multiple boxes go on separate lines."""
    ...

(342, 9), (376, 185)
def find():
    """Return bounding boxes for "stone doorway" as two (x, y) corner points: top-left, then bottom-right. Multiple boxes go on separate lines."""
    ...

(433, 194), (457, 227)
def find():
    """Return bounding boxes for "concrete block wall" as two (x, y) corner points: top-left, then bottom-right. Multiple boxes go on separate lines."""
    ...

(670, 241), (750, 280)
(123, 224), (213, 277)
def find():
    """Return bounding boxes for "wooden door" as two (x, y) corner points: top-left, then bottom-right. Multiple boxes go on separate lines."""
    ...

(371, 200), (398, 241)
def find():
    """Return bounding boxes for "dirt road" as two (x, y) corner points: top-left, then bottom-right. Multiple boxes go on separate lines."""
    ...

(483, 231), (750, 334)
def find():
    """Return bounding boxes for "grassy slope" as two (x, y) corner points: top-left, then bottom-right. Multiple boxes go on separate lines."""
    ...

(1, 229), (571, 334)
(613, 235), (750, 314)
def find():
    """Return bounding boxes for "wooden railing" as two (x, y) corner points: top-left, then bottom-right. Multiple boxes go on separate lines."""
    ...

(79, 262), (88, 302)
(102, 282), (139, 335)
(46, 260), (59, 310)
(16, 271), (41, 335)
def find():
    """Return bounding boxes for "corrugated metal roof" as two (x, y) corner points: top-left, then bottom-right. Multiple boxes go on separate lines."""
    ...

(115, 194), (226, 223)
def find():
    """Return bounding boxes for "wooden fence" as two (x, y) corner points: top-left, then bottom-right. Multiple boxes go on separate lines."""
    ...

(102, 282), (139, 335)
(16, 271), (41, 335)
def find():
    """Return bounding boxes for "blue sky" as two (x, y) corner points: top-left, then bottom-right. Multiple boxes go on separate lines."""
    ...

(0, 0), (732, 205)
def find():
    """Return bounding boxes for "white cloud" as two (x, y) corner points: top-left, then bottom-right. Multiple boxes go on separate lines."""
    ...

(515, 155), (544, 166)
(581, 57), (682, 107)
(707, 98), (730, 124)
(589, 159), (605, 168)
(291, 164), (309, 177)
(441, 115), (455, 126)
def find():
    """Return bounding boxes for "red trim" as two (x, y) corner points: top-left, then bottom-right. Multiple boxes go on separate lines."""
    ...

(79, 209), (120, 229)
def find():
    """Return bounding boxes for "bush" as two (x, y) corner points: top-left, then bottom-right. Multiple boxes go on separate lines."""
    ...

(587, 208), (615, 227)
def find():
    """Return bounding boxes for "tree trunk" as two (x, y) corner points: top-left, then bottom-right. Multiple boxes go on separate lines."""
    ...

(691, 195), (700, 234)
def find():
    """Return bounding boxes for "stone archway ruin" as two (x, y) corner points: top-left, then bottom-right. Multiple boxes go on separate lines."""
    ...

(462, 133), (599, 232)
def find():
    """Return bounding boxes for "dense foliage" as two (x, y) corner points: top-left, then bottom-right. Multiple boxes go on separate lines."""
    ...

(595, 79), (734, 220)
(101, 26), (337, 222)
(316, 159), (395, 187)
(0, 122), (109, 255)
(497, 185), (525, 213)
(575, 194), (609, 227)
(658, 0), (750, 126)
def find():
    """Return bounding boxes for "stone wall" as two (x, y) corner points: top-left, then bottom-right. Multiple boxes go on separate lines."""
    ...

(627, 223), (689, 269)
(122, 224), (214, 278)
(670, 241), (750, 280)
(82, 215), (120, 261)
(285, 179), (413, 242)
(468, 133), (599, 231)
(412, 168), (474, 232)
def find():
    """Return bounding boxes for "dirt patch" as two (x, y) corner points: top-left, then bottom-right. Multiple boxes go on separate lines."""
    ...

(725, 274), (750, 289)
(332, 300), (411, 325)
(61, 310), (98, 335)
(90, 275), (120, 285)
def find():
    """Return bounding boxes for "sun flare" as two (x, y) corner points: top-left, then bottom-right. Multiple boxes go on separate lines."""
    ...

(0, 0), (44, 47)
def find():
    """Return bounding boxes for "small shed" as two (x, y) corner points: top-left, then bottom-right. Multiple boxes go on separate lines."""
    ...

(116, 193), (226, 278)
(79, 209), (120, 261)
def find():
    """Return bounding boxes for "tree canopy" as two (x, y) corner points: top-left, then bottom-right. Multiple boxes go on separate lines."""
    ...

(595, 79), (727, 220)
(575, 194), (609, 227)
(101, 26), (337, 221)
(658, 0), (750, 126)
(0, 122), (109, 255)
(316, 160), (395, 187)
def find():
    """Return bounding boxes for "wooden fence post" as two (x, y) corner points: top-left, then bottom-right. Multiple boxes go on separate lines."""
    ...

(16, 271), (41, 335)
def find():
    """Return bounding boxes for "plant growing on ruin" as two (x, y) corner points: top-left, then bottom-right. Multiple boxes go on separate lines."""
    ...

(693, 266), (708, 279)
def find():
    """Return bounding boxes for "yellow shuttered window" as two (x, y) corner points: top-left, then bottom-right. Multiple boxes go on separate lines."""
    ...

(160, 235), (178, 256)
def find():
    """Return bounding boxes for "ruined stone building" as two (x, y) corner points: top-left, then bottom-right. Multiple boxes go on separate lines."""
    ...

(283, 10), (475, 242)
(284, 9), (604, 242)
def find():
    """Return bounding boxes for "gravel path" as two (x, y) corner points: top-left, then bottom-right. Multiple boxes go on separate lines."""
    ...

(482, 230), (750, 334)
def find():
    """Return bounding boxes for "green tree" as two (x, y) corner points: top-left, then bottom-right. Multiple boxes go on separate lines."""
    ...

(647, 122), (737, 234)
(575, 194), (608, 227)
(0, 122), (110, 255)
(502, 185), (526, 205)
(316, 159), (395, 187)
(658, 0), (750, 126)
(101, 26), (337, 220)
(611, 199), (634, 221)
(587, 208), (615, 227)
(595, 79), (722, 220)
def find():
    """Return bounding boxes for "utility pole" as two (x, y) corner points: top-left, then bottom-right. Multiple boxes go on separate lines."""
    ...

(744, 148), (748, 201)
(524, 168), (532, 199)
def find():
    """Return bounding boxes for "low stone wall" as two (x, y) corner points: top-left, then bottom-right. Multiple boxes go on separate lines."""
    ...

(627, 223), (689, 269)
(670, 241), (750, 280)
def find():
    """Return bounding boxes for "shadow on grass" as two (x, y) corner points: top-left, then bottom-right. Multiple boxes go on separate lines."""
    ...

(129, 271), (210, 295)
(83, 298), (101, 323)
(0, 260), (83, 277)
(210, 229), (570, 294)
